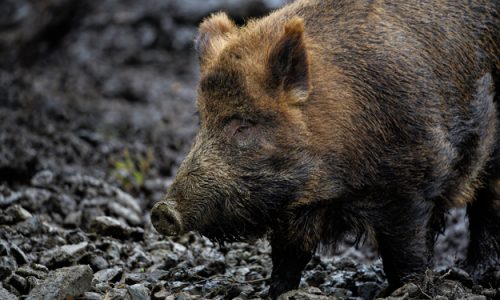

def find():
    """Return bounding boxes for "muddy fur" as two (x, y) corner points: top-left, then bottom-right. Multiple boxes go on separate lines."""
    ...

(151, 0), (500, 298)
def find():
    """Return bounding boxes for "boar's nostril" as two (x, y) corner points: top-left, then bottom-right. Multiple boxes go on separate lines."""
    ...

(151, 201), (183, 236)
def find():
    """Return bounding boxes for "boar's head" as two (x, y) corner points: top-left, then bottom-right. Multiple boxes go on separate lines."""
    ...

(151, 13), (319, 242)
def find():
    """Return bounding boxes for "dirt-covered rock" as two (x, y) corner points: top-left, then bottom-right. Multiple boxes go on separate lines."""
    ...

(27, 265), (93, 300)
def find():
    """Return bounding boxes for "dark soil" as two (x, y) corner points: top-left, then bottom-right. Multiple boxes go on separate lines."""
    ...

(0, 1), (498, 299)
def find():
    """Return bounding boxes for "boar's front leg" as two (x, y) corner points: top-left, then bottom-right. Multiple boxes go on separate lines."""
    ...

(371, 198), (435, 293)
(269, 232), (313, 299)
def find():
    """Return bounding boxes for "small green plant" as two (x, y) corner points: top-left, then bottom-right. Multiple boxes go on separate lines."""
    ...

(112, 148), (154, 191)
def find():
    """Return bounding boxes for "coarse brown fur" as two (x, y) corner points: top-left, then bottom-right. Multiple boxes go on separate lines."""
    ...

(151, 0), (500, 298)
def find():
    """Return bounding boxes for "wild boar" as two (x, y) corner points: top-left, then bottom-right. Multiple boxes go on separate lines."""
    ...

(151, 0), (500, 298)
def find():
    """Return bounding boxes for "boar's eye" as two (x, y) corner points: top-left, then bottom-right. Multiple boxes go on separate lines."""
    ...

(225, 118), (255, 144)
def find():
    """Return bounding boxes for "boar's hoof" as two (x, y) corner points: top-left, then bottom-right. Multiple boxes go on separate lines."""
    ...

(151, 201), (183, 236)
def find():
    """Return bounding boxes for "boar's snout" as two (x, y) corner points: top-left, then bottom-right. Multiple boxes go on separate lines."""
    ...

(151, 200), (183, 236)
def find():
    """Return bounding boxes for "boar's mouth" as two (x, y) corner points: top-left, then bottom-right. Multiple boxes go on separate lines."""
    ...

(197, 218), (270, 243)
(184, 202), (273, 243)
(151, 197), (272, 243)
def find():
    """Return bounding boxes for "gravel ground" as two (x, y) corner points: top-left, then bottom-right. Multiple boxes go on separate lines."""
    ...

(0, 1), (498, 299)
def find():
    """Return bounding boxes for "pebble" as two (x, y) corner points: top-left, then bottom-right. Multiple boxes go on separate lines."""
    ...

(152, 287), (169, 300)
(83, 291), (103, 300)
(173, 292), (191, 300)
(30, 170), (54, 186)
(322, 287), (352, 298)
(0, 256), (17, 280)
(30, 264), (49, 273)
(106, 288), (131, 300)
(306, 286), (323, 294)
(1, 205), (32, 224)
(357, 281), (380, 299)
(16, 265), (47, 279)
(0, 191), (22, 207)
(114, 189), (142, 214)
(124, 272), (147, 284)
(127, 247), (152, 268)
(94, 282), (111, 292)
(0, 285), (18, 300)
(26, 276), (42, 290)
(108, 202), (142, 226)
(278, 289), (330, 300)
(10, 243), (29, 265)
(39, 242), (89, 267)
(92, 267), (123, 285)
(105, 240), (122, 261)
(0, 240), (8, 255)
(64, 229), (88, 244)
(63, 211), (82, 227)
(8, 273), (28, 294)
(89, 216), (144, 240)
(89, 254), (109, 271)
(27, 265), (93, 300)
(127, 283), (150, 300)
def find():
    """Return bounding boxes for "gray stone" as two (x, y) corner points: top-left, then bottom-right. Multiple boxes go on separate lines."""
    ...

(14, 216), (46, 236)
(278, 289), (330, 300)
(39, 242), (89, 267)
(173, 292), (191, 300)
(306, 287), (323, 295)
(127, 284), (150, 300)
(0, 191), (22, 207)
(0, 239), (8, 255)
(26, 276), (43, 291)
(4, 205), (32, 224)
(105, 241), (122, 261)
(30, 170), (54, 186)
(152, 287), (169, 300)
(92, 267), (123, 285)
(113, 188), (142, 214)
(89, 216), (144, 240)
(8, 273), (27, 294)
(10, 243), (28, 265)
(31, 264), (49, 273)
(27, 265), (93, 300)
(83, 292), (103, 300)
(16, 265), (47, 279)
(106, 288), (131, 300)
(89, 254), (109, 271)
(0, 285), (18, 300)
(323, 287), (352, 298)
(108, 202), (142, 226)
(357, 281), (380, 299)
(94, 282), (111, 292)
(124, 272), (146, 284)
(63, 211), (82, 227)
(127, 247), (152, 269)
(0, 256), (17, 280)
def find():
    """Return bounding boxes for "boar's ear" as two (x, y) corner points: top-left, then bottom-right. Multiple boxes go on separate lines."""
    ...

(268, 17), (310, 103)
(195, 12), (236, 68)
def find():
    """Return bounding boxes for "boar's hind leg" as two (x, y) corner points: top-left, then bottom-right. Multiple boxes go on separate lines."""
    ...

(269, 233), (313, 299)
(372, 199), (435, 293)
(466, 176), (500, 283)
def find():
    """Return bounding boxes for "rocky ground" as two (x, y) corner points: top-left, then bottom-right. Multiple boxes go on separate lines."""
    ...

(0, 0), (499, 299)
